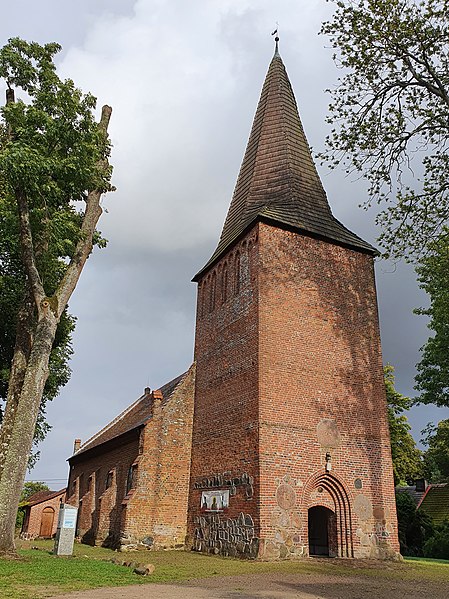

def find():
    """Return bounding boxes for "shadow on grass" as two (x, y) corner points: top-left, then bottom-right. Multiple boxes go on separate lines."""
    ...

(1, 540), (447, 599)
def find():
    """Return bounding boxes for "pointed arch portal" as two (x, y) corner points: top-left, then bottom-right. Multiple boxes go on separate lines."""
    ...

(305, 473), (354, 558)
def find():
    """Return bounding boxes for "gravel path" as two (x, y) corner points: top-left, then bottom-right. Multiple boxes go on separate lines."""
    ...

(48, 569), (449, 599)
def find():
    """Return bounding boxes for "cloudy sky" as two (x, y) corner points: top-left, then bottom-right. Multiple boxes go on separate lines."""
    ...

(1, 0), (447, 488)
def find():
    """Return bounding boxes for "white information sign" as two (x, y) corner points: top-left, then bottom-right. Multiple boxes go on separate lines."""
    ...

(62, 507), (77, 529)
(54, 504), (78, 556)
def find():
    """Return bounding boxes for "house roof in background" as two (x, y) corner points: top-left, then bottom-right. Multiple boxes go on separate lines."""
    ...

(23, 488), (66, 507)
(418, 483), (449, 525)
(395, 485), (427, 506)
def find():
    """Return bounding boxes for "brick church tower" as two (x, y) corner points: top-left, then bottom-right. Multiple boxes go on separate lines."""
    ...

(187, 42), (399, 560)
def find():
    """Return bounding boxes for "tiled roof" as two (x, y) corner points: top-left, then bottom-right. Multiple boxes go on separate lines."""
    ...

(71, 372), (188, 457)
(396, 485), (427, 506)
(418, 483), (449, 525)
(24, 488), (66, 507)
(194, 49), (374, 281)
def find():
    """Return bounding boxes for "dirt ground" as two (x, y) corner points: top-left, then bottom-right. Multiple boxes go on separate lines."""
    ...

(48, 565), (449, 599)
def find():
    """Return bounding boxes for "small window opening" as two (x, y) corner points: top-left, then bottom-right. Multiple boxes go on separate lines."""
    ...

(126, 464), (138, 495)
(106, 471), (113, 489)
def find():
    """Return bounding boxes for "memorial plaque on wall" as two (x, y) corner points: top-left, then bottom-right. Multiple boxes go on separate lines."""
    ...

(200, 490), (229, 512)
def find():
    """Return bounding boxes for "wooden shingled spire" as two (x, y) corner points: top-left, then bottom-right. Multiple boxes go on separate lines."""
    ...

(194, 44), (374, 281)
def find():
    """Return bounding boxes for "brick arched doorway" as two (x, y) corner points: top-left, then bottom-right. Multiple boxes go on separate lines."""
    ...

(39, 507), (55, 538)
(304, 472), (354, 558)
(308, 506), (336, 556)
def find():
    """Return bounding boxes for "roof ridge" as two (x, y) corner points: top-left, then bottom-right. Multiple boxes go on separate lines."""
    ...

(158, 370), (189, 405)
(24, 488), (66, 506)
(282, 56), (296, 209)
(71, 368), (192, 458)
(417, 482), (433, 509)
(77, 392), (148, 454)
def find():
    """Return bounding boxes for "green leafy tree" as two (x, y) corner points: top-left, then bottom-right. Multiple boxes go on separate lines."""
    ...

(414, 232), (449, 407)
(15, 481), (50, 529)
(385, 365), (423, 485)
(19, 481), (50, 504)
(395, 490), (434, 556)
(0, 38), (113, 555)
(423, 519), (449, 559)
(320, 0), (449, 260)
(421, 419), (449, 482)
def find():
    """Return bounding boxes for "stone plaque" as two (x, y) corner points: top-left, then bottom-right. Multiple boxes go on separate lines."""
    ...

(276, 483), (296, 510)
(316, 419), (341, 448)
(353, 494), (373, 522)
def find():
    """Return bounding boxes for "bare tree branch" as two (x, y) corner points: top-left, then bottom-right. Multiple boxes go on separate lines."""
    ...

(55, 105), (112, 315)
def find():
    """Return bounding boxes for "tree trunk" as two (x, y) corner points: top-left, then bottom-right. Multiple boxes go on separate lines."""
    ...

(0, 287), (35, 480)
(0, 314), (57, 554)
(0, 103), (112, 556)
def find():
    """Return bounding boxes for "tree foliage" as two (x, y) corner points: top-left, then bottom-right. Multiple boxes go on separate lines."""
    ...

(423, 519), (449, 559)
(19, 481), (50, 504)
(421, 419), (449, 482)
(395, 490), (434, 556)
(414, 231), (449, 406)
(385, 364), (423, 485)
(0, 38), (113, 555)
(320, 0), (449, 260)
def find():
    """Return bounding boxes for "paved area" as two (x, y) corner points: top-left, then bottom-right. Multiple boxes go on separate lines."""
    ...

(48, 570), (449, 599)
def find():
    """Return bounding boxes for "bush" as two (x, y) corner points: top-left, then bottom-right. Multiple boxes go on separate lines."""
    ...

(423, 520), (449, 560)
(396, 491), (434, 556)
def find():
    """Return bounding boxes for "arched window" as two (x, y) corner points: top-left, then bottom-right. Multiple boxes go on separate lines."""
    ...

(210, 272), (216, 312)
(234, 252), (241, 294)
(222, 265), (228, 303)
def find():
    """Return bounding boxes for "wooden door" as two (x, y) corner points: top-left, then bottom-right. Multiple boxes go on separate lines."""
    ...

(39, 507), (55, 538)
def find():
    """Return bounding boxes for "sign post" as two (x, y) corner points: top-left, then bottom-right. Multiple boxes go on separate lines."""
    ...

(53, 503), (78, 556)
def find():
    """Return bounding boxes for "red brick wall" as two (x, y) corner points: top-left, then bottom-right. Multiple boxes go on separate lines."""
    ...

(188, 221), (399, 559)
(188, 229), (261, 558)
(66, 433), (140, 546)
(21, 492), (65, 539)
(66, 366), (195, 550)
(257, 223), (398, 559)
(123, 365), (195, 549)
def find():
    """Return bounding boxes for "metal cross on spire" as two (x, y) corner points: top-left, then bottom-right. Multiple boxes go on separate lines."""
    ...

(271, 22), (280, 55)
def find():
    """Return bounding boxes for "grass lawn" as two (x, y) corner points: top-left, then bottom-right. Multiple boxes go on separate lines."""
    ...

(0, 539), (448, 599)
